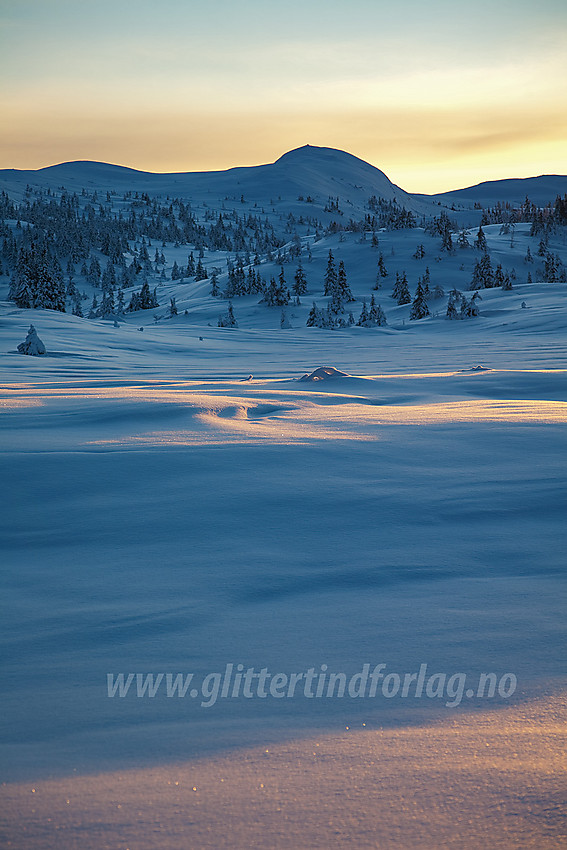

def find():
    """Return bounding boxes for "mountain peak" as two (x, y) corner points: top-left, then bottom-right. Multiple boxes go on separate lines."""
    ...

(274, 144), (368, 167)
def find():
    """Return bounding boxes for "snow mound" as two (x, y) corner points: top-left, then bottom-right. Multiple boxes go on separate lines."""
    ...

(460, 365), (491, 372)
(299, 366), (351, 382)
(17, 325), (46, 356)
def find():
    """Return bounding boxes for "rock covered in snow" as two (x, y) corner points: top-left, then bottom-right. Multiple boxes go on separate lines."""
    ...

(299, 366), (351, 382)
(17, 325), (46, 356)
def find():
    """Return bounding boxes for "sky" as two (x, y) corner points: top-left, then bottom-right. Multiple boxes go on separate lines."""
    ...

(1, 0), (566, 193)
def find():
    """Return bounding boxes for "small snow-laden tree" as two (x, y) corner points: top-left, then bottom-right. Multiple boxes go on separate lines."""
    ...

(169, 296), (178, 316)
(280, 309), (292, 329)
(357, 300), (369, 326)
(470, 254), (494, 290)
(128, 281), (159, 311)
(474, 226), (487, 252)
(195, 257), (208, 280)
(324, 250), (337, 295)
(218, 301), (238, 328)
(210, 272), (220, 297)
(115, 289), (125, 318)
(88, 257), (101, 286)
(368, 294), (387, 326)
(457, 229), (470, 249)
(446, 289), (462, 320)
(72, 289), (84, 317)
(337, 260), (354, 302)
(376, 252), (388, 282)
(101, 259), (116, 290)
(261, 269), (290, 307)
(17, 324), (46, 355)
(441, 227), (453, 253)
(293, 262), (308, 296)
(461, 290), (482, 318)
(395, 273), (411, 305)
(410, 280), (430, 320)
(306, 302), (321, 327)
(99, 288), (115, 318)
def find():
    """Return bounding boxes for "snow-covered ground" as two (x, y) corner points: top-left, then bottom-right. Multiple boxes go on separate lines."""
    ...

(1, 295), (567, 843)
(1, 151), (566, 847)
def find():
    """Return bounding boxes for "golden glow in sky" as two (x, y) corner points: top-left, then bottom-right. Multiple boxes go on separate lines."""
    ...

(1, 0), (566, 193)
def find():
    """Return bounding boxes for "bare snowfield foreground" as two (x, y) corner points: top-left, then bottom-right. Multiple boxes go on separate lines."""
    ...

(2, 695), (566, 849)
(1, 302), (567, 848)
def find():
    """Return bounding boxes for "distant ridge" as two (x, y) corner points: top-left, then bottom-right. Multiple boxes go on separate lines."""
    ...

(0, 144), (433, 215)
(1, 145), (566, 211)
(424, 175), (567, 208)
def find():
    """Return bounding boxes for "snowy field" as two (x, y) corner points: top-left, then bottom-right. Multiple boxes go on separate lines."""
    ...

(1, 148), (566, 846)
(1, 296), (567, 847)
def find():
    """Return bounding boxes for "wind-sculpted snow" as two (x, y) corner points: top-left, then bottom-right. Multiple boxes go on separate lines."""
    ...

(2, 367), (566, 450)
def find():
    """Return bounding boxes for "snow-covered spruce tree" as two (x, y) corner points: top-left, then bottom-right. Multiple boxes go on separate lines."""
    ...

(280, 309), (291, 329)
(394, 273), (411, 306)
(457, 229), (470, 249)
(99, 288), (115, 318)
(101, 259), (116, 290)
(293, 263), (308, 296)
(337, 260), (354, 302)
(71, 290), (83, 317)
(11, 244), (66, 312)
(210, 272), (220, 297)
(460, 290), (481, 318)
(413, 243), (425, 259)
(128, 281), (159, 311)
(357, 301), (369, 326)
(171, 260), (181, 281)
(369, 295), (387, 326)
(446, 289), (462, 320)
(195, 258), (208, 280)
(17, 324), (46, 356)
(88, 257), (101, 286)
(115, 290), (125, 318)
(376, 253), (388, 282)
(306, 302), (321, 327)
(324, 250), (337, 295)
(391, 272), (403, 300)
(410, 280), (430, 320)
(261, 269), (290, 307)
(441, 226), (453, 253)
(169, 296), (178, 316)
(474, 226), (488, 252)
(470, 254), (494, 289)
(218, 301), (238, 328)
(494, 264), (502, 287)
